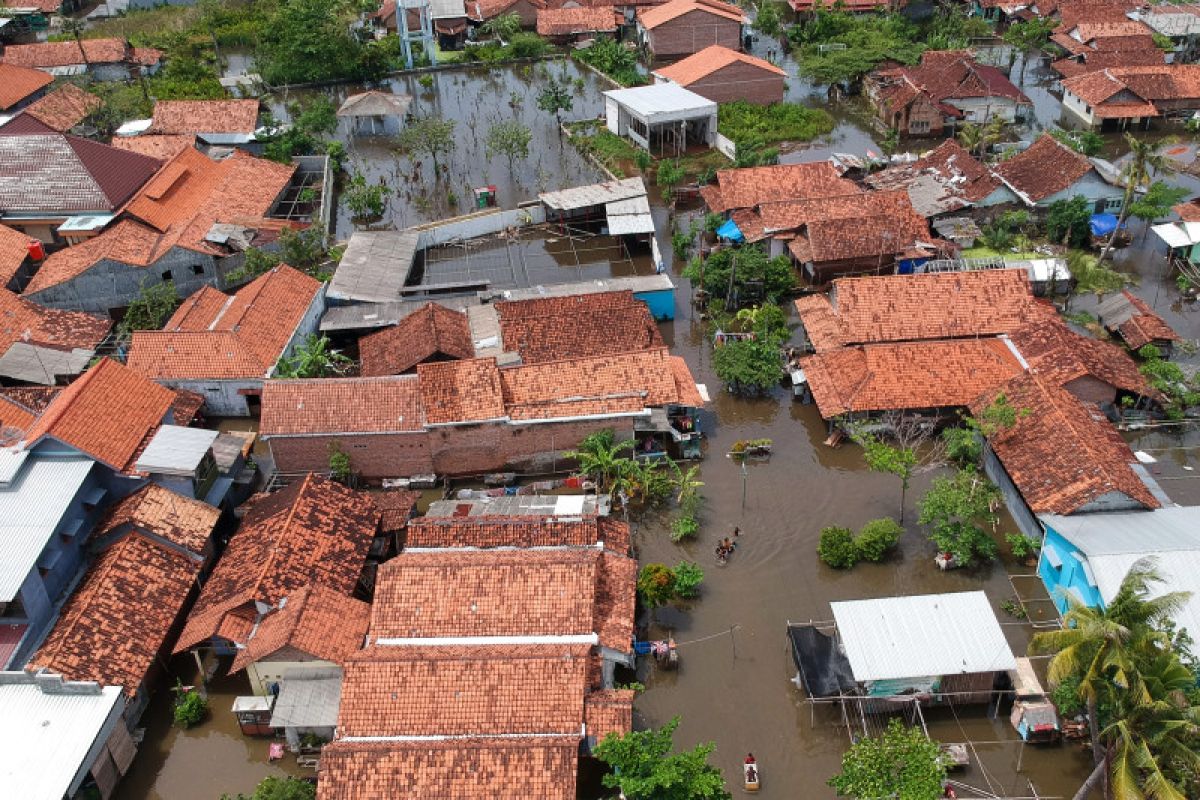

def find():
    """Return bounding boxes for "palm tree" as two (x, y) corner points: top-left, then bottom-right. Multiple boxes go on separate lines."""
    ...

(568, 429), (635, 495)
(1100, 134), (1178, 264)
(1032, 558), (1191, 800)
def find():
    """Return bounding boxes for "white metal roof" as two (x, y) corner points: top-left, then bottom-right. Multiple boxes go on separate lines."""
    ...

(603, 83), (717, 122)
(0, 457), (93, 602)
(539, 177), (646, 211)
(1152, 220), (1200, 248)
(493, 273), (674, 302)
(831, 591), (1016, 682)
(605, 195), (655, 235)
(134, 425), (219, 475)
(0, 673), (123, 800)
(0, 448), (29, 487)
(327, 230), (421, 304)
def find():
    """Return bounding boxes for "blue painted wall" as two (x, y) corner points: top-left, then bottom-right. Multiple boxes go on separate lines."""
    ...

(1038, 526), (1106, 614)
(635, 288), (675, 320)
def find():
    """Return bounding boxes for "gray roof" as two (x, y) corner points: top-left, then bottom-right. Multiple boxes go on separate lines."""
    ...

(425, 493), (608, 519)
(539, 177), (646, 212)
(134, 425), (219, 475)
(605, 195), (655, 235)
(0, 671), (124, 800)
(0, 456), (94, 602)
(269, 668), (342, 728)
(603, 83), (717, 122)
(0, 343), (94, 386)
(327, 230), (420, 304)
(430, 0), (465, 18)
(1094, 291), (1138, 328)
(336, 91), (412, 119)
(831, 591), (1016, 682)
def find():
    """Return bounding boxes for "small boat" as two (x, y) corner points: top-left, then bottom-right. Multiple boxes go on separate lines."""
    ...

(743, 757), (761, 792)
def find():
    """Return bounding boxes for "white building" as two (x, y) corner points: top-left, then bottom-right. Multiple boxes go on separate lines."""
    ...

(602, 83), (718, 155)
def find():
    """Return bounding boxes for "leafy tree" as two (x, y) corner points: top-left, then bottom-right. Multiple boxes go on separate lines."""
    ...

(275, 334), (353, 378)
(256, 0), (369, 85)
(1068, 249), (1129, 296)
(1050, 127), (1105, 157)
(328, 442), (352, 483)
(480, 11), (521, 41)
(172, 681), (208, 728)
(537, 74), (574, 139)
(818, 526), (858, 569)
(343, 172), (388, 220)
(594, 717), (731, 800)
(1138, 345), (1200, 420)
(672, 560), (704, 598)
(754, 0), (782, 38)
(851, 428), (920, 523)
(828, 718), (947, 800)
(1002, 17), (1056, 78)
(656, 159), (686, 206)
(638, 563), (677, 608)
(856, 518), (902, 562)
(956, 118), (1003, 158)
(917, 467), (1000, 565)
(792, 12), (924, 87)
(683, 245), (796, 301)
(486, 119), (533, 175)
(575, 36), (645, 86)
(1101, 134), (1177, 263)
(395, 116), (458, 174)
(1045, 196), (1093, 248)
(221, 776), (316, 800)
(1152, 31), (1176, 52)
(568, 429), (636, 494)
(713, 337), (782, 395)
(119, 280), (180, 339)
(1129, 181), (1189, 237)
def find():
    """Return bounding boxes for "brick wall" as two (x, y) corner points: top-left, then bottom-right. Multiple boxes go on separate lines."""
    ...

(649, 11), (741, 57)
(685, 62), (783, 105)
(267, 433), (434, 477)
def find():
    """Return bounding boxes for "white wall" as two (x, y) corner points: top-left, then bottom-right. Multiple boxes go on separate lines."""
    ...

(1062, 90), (1096, 126)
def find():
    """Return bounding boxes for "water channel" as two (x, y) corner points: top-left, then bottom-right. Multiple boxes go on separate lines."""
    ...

(113, 47), (1200, 799)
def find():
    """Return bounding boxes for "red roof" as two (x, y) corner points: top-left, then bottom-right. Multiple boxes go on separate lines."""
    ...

(702, 161), (860, 212)
(403, 514), (629, 551)
(261, 376), (425, 435)
(22, 84), (101, 132)
(108, 134), (196, 160)
(865, 139), (1004, 208)
(0, 288), (111, 354)
(175, 474), (379, 652)
(0, 224), (31, 288)
(29, 531), (201, 696)
(992, 134), (1094, 203)
(417, 358), (507, 424)
(1007, 317), (1152, 397)
(126, 265), (322, 380)
(367, 548), (636, 652)
(2, 38), (134, 69)
(359, 302), (475, 377)
(94, 483), (221, 555)
(1111, 290), (1181, 350)
(638, 0), (743, 28)
(654, 44), (783, 84)
(972, 373), (1159, 514)
(0, 63), (52, 111)
(229, 583), (371, 672)
(536, 6), (617, 34)
(148, 100), (260, 136)
(494, 290), (664, 363)
(23, 358), (176, 471)
(876, 50), (1030, 109)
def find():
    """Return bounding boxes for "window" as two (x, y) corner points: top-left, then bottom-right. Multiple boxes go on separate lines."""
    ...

(191, 264), (205, 275)
(161, 270), (173, 282)
(910, 119), (930, 134)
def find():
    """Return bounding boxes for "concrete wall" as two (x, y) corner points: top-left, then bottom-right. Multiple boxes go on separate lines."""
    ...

(645, 11), (741, 57)
(160, 379), (261, 418)
(246, 655), (338, 696)
(1037, 172), (1123, 211)
(1062, 89), (1095, 126)
(266, 432), (434, 477)
(1038, 526), (1104, 613)
(414, 205), (546, 248)
(946, 96), (1023, 123)
(677, 61), (784, 105)
(26, 248), (220, 316)
(982, 443), (1042, 541)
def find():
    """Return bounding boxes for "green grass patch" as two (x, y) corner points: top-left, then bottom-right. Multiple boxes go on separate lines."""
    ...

(718, 101), (835, 145)
(568, 120), (640, 177)
(960, 246), (1042, 260)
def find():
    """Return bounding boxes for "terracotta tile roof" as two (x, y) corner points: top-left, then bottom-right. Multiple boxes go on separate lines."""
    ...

(1112, 290), (1181, 349)
(0, 224), (31, 288)
(499, 347), (695, 420)
(758, 190), (930, 262)
(28, 531), (200, 697)
(316, 738), (579, 800)
(639, 0), (743, 28)
(23, 358), (174, 471)
(229, 583), (370, 673)
(1070, 20), (1154, 40)
(468, 0), (539, 21)
(972, 373), (1159, 514)
(654, 44), (784, 85)
(367, 548), (635, 652)
(175, 474), (379, 651)
(23, 84), (101, 132)
(261, 376), (425, 435)
(2, 38), (132, 69)
(796, 269), (1037, 352)
(865, 139), (1004, 208)
(1064, 65), (1200, 116)
(338, 644), (591, 737)
(800, 338), (1024, 417)
(668, 355), (705, 406)
(404, 514), (626, 550)
(148, 100), (260, 136)
(993, 134), (1094, 203)
(95, 483), (220, 555)
(584, 689), (635, 742)
(494, 290), (663, 363)
(417, 358), (506, 424)
(127, 265), (321, 380)
(0, 394), (36, 433)
(703, 162), (860, 213)
(878, 50), (1030, 108)
(109, 134), (196, 160)
(359, 303), (475, 377)
(0, 288), (111, 354)
(24, 148), (295, 295)
(0, 385), (59, 416)
(373, 489), (420, 534)
(0, 125), (162, 216)
(537, 6), (617, 34)
(0, 63), (52, 111)
(1051, 50), (1166, 79)
(1007, 317), (1151, 396)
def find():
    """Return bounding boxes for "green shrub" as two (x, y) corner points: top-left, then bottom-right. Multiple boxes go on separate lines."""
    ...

(637, 563), (676, 608)
(507, 32), (549, 58)
(818, 526), (858, 569)
(173, 689), (208, 728)
(672, 561), (704, 598)
(718, 100), (834, 145)
(670, 514), (699, 542)
(855, 518), (902, 562)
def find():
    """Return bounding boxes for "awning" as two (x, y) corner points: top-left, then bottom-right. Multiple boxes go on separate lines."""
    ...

(605, 195), (654, 235)
(716, 218), (744, 242)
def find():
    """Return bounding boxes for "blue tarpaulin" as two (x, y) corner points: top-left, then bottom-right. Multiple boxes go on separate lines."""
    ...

(716, 218), (744, 243)
(1089, 213), (1124, 236)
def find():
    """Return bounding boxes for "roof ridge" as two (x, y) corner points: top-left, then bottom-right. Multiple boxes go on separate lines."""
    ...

(247, 472), (315, 602)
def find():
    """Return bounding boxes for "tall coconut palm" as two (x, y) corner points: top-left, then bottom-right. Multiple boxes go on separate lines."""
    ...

(568, 429), (635, 495)
(1099, 134), (1178, 264)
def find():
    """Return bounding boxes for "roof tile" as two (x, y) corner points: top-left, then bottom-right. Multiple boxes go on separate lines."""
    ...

(654, 44), (784, 85)
(0, 63), (52, 111)
(229, 583), (370, 672)
(23, 84), (101, 132)
(359, 303), (475, 376)
(148, 100), (260, 136)
(993, 134), (1094, 203)
(639, 0), (743, 29)
(494, 290), (663, 363)
(94, 483), (220, 555)
(261, 376), (425, 435)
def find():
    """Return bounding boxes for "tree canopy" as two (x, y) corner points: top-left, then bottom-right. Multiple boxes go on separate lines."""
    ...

(257, 0), (381, 85)
(829, 718), (947, 799)
(594, 717), (731, 800)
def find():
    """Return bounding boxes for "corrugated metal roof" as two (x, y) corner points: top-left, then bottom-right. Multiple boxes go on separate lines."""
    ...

(603, 84), (717, 121)
(538, 177), (646, 211)
(830, 591), (1016, 682)
(269, 669), (342, 728)
(327, 230), (420, 304)
(606, 195), (655, 235)
(0, 456), (93, 601)
(134, 425), (219, 475)
(0, 673), (123, 800)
